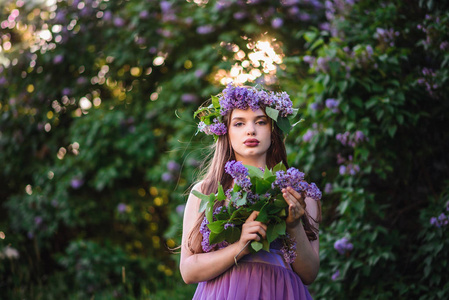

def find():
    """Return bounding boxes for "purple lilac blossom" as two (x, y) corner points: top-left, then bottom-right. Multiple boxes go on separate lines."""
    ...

(280, 236), (297, 264)
(302, 129), (315, 142)
(334, 237), (353, 255)
(225, 161), (251, 191)
(272, 168), (322, 201)
(209, 119), (227, 135)
(200, 207), (229, 252)
(198, 121), (211, 135)
(224, 223), (235, 230)
(332, 270), (340, 281)
(219, 83), (294, 118)
(306, 183), (322, 201)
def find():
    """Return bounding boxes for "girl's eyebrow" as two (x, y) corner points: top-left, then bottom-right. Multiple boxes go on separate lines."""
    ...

(231, 115), (268, 121)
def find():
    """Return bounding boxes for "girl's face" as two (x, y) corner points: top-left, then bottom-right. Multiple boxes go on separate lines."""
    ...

(228, 108), (272, 166)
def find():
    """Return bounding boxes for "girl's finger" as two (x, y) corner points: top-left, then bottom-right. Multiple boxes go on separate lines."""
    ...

(286, 187), (306, 208)
(246, 210), (259, 222)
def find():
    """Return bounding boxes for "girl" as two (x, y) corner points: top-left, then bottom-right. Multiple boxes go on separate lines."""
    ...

(180, 84), (321, 299)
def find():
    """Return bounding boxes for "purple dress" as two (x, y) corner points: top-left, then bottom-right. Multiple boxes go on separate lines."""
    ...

(193, 247), (313, 300)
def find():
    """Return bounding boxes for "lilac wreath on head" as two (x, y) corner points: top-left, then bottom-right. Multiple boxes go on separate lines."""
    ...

(194, 83), (299, 140)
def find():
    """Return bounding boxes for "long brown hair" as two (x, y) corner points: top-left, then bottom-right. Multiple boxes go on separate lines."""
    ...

(186, 108), (321, 254)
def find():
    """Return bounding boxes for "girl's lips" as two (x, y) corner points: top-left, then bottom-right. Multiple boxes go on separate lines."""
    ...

(244, 139), (260, 147)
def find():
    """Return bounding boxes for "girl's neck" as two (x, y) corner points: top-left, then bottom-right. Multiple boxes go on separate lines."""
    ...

(234, 155), (267, 168)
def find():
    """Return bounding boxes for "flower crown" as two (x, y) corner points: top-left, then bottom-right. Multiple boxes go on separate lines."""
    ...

(194, 83), (299, 140)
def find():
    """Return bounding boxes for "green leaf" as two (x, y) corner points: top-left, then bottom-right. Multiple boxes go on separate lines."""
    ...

(235, 191), (247, 207)
(251, 241), (263, 252)
(273, 162), (287, 172)
(255, 178), (272, 195)
(206, 204), (214, 223)
(209, 231), (226, 244)
(224, 226), (241, 244)
(245, 165), (264, 178)
(192, 190), (211, 202)
(255, 202), (269, 222)
(388, 125), (397, 137)
(274, 221), (286, 236)
(216, 184), (226, 201)
(207, 220), (227, 234)
(277, 117), (292, 134)
(262, 239), (270, 252)
(266, 224), (278, 243)
(273, 198), (288, 208)
(263, 165), (273, 179)
(265, 107), (279, 122)
(211, 95), (220, 109)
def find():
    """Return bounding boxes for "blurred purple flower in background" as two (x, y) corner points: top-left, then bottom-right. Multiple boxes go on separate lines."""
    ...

(302, 129), (316, 142)
(117, 203), (127, 213)
(334, 237), (353, 255)
(102, 11), (112, 21)
(197, 25), (214, 35)
(34, 216), (43, 226)
(339, 165), (346, 175)
(324, 183), (333, 194)
(77, 77), (87, 85)
(176, 204), (185, 216)
(61, 87), (72, 96)
(162, 172), (174, 182)
(181, 93), (199, 103)
(195, 69), (206, 78)
(53, 54), (64, 64)
(113, 17), (125, 27)
(430, 212), (448, 227)
(167, 160), (180, 172)
(332, 270), (340, 281)
(139, 10), (150, 20)
(233, 12), (247, 20)
(271, 18), (284, 29)
(70, 177), (84, 189)
(325, 98), (340, 113)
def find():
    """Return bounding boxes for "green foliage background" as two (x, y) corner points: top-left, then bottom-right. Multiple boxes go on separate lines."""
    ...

(1, 0), (448, 299)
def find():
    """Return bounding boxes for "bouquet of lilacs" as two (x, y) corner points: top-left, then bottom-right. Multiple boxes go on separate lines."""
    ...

(193, 160), (322, 262)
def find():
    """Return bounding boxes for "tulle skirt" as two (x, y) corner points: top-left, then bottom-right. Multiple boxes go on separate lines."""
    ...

(193, 249), (313, 300)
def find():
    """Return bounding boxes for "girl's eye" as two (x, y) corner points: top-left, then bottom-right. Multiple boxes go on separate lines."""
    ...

(234, 122), (243, 127)
(257, 121), (267, 125)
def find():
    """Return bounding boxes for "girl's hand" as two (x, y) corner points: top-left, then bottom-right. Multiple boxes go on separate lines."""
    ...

(238, 211), (267, 256)
(282, 187), (306, 228)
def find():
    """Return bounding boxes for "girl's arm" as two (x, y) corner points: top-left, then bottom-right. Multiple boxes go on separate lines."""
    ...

(180, 183), (267, 284)
(282, 187), (320, 285)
